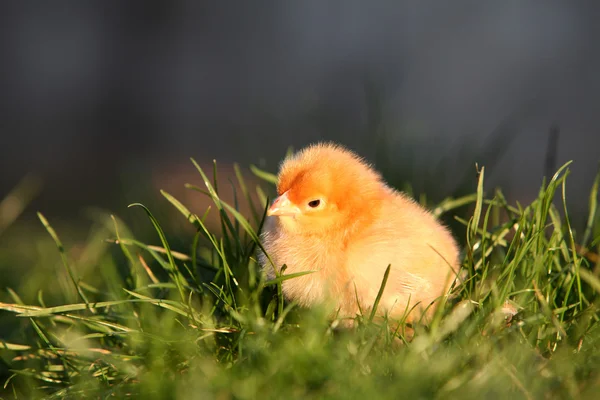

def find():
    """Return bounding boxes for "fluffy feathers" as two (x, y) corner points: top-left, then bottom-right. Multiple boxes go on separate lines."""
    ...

(259, 143), (460, 325)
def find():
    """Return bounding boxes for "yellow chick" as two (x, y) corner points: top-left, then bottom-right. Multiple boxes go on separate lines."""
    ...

(259, 143), (460, 326)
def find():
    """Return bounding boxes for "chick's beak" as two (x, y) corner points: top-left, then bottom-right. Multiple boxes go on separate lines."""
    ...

(267, 191), (301, 217)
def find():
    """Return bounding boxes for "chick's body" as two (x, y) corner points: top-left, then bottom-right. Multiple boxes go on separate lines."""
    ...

(259, 143), (459, 323)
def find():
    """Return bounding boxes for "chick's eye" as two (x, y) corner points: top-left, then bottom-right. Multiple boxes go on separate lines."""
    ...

(308, 199), (321, 208)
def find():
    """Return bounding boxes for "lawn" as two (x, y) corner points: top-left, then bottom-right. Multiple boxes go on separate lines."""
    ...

(1, 158), (599, 399)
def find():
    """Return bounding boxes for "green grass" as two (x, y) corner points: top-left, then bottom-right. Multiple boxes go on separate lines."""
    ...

(1, 158), (599, 399)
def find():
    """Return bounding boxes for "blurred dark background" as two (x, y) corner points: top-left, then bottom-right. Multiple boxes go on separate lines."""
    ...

(1, 1), (599, 222)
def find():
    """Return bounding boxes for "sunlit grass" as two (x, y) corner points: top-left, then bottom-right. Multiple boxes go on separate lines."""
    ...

(0, 157), (599, 399)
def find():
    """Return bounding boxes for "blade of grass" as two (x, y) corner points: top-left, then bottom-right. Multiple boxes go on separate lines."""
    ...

(37, 212), (92, 311)
(234, 163), (261, 225)
(561, 171), (584, 311)
(263, 270), (317, 287)
(369, 265), (391, 322)
(249, 165), (278, 185)
(128, 203), (187, 303)
(582, 165), (600, 248)
(0, 174), (42, 236)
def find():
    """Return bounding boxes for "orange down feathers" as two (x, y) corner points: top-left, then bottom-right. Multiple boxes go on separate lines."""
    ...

(259, 143), (460, 324)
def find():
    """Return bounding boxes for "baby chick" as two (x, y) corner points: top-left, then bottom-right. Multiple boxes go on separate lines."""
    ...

(259, 143), (460, 325)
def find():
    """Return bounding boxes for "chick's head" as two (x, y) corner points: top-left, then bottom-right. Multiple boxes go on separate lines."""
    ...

(267, 143), (384, 235)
